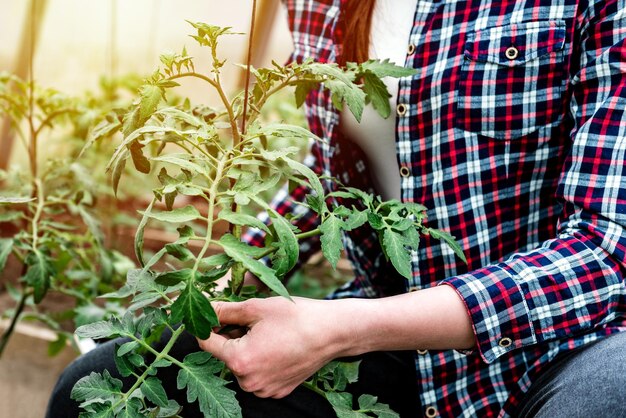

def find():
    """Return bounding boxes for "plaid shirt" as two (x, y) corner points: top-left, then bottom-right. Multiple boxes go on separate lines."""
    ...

(246, 0), (626, 416)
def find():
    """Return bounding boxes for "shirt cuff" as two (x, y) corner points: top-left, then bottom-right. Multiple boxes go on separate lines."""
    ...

(439, 265), (537, 363)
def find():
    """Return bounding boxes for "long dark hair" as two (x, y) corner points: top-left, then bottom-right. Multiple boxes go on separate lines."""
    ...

(340, 0), (376, 65)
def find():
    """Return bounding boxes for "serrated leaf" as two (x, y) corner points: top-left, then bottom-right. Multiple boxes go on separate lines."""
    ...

(0, 196), (35, 204)
(141, 377), (169, 408)
(140, 84), (164, 120)
(118, 398), (143, 418)
(129, 140), (151, 174)
(267, 209), (299, 276)
(359, 394), (399, 418)
(326, 79), (366, 122)
(294, 80), (318, 108)
(382, 229), (412, 280)
(142, 205), (202, 223)
(155, 269), (193, 286)
(361, 72), (391, 119)
(114, 349), (135, 378)
(170, 284), (217, 339)
(117, 341), (140, 357)
(343, 210), (368, 231)
(177, 353), (241, 418)
(111, 154), (127, 197)
(218, 234), (290, 299)
(71, 370), (123, 404)
(320, 213), (343, 269)
(24, 249), (55, 304)
(326, 392), (368, 418)
(428, 228), (467, 263)
(217, 210), (270, 233)
(135, 198), (155, 267)
(280, 157), (324, 208)
(75, 318), (125, 339)
(151, 154), (205, 175)
(165, 243), (195, 262)
(0, 238), (13, 273)
(359, 59), (417, 79)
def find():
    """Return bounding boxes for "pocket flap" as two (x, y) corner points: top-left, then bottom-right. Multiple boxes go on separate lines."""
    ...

(464, 21), (566, 66)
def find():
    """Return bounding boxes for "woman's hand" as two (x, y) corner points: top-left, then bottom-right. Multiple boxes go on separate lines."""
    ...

(198, 297), (350, 399)
(198, 286), (475, 399)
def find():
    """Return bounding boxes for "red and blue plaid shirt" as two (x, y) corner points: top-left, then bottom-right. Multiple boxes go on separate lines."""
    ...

(247, 0), (626, 416)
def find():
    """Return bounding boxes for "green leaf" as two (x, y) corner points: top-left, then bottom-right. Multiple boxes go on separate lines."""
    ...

(294, 80), (318, 108)
(151, 154), (205, 175)
(170, 283), (218, 339)
(142, 205), (202, 223)
(358, 394), (399, 418)
(267, 209), (299, 276)
(117, 341), (140, 357)
(326, 79), (366, 122)
(129, 140), (151, 174)
(75, 318), (125, 339)
(218, 234), (290, 299)
(427, 228), (467, 263)
(361, 72), (391, 119)
(114, 349), (135, 378)
(24, 249), (55, 304)
(155, 269), (193, 286)
(111, 154), (127, 197)
(359, 59), (418, 79)
(0, 196), (35, 204)
(118, 398), (143, 418)
(0, 238), (13, 273)
(326, 392), (368, 418)
(141, 377), (169, 408)
(320, 213), (343, 269)
(165, 243), (195, 262)
(280, 157), (325, 208)
(343, 210), (368, 231)
(71, 370), (123, 404)
(177, 353), (241, 418)
(135, 198), (155, 267)
(217, 210), (270, 234)
(139, 84), (164, 121)
(382, 229), (412, 280)
(151, 399), (182, 418)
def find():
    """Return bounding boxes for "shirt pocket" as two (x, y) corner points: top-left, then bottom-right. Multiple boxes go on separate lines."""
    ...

(456, 20), (567, 140)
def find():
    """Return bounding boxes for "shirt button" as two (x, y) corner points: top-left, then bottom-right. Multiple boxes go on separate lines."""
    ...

(399, 166), (411, 178)
(417, 349), (428, 355)
(425, 406), (438, 417)
(505, 46), (519, 60)
(499, 337), (513, 348)
(396, 103), (408, 116)
(407, 43), (416, 55)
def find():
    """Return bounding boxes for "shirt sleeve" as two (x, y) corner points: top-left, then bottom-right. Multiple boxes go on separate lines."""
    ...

(440, 0), (626, 363)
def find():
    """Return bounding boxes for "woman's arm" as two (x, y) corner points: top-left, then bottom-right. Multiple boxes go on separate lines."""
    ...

(198, 285), (474, 399)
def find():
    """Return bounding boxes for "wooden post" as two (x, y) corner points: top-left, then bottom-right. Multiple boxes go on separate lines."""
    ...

(237, 0), (281, 90)
(0, 0), (48, 170)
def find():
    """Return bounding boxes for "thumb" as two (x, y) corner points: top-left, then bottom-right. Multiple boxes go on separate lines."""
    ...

(197, 331), (231, 362)
(212, 300), (258, 326)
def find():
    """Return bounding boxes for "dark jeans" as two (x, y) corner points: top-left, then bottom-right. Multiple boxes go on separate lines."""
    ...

(47, 330), (626, 417)
(45, 329), (420, 418)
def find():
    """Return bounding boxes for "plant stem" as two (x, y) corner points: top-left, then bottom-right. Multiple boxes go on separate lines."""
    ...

(0, 289), (30, 358)
(302, 381), (327, 398)
(240, 0), (257, 136)
(111, 326), (186, 410)
(192, 155), (226, 275)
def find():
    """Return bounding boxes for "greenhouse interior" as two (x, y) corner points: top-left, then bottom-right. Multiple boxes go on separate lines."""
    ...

(3, 0), (626, 417)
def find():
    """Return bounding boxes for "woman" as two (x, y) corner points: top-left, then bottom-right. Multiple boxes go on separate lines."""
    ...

(49, 0), (626, 416)
(200, 0), (626, 416)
